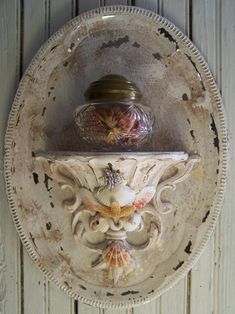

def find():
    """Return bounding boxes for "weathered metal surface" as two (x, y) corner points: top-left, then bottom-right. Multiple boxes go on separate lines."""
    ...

(3, 5), (228, 309)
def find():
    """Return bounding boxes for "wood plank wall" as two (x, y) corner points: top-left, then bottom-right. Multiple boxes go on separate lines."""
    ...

(0, 0), (234, 313)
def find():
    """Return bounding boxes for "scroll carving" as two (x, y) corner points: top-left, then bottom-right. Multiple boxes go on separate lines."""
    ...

(36, 153), (199, 285)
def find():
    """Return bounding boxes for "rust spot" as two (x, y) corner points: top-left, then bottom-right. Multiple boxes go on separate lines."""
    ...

(101, 35), (129, 49)
(64, 281), (72, 289)
(185, 53), (205, 91)
(50, 45), (58, 52)
(158, 28), (179, 50)
(121, 290), (139, 296)
(29, 232), (37, 249)
(42, 107), (46, 116)
(69, 43), (75, 51)
(133, 41), (140, 48)
(182, 93), (188, 101)
(190, 130), (196, 141)
(210, 113), (219, 153)
(15, 103), (24, 126)
(173, 260), (184, 271)
(46, 222), (52, 230)
(44, 174), (53, 192)
(16, 115), (20, 126)
(32, 172), (39, 184)
(152, 52), (162, 60)
(184, 240), (192, 254)
(106, 292), (114, 296)
(202, 210), (210, 223)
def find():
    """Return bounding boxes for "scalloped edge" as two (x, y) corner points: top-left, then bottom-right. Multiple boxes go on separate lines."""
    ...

(4, 5), (228, 309)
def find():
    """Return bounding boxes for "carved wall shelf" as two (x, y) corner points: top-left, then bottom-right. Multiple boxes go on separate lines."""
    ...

(4, 5), (228, 309)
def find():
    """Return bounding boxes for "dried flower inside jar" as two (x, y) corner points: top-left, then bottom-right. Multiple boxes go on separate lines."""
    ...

(74, 75), (154, 149)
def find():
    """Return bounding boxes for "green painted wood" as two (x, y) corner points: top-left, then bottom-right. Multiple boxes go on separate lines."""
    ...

(78, 0), (100, 13)
(0, 0), (22, 313)
(105, 0), (132, 5)
(50, 0), (74, 35)
(134, 0), (158, 12)
(215, 0), (235, 313)
(78, 303), (101, 313)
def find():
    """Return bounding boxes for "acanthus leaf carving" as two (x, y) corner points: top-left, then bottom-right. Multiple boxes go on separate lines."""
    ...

(35, 153), (199, 285)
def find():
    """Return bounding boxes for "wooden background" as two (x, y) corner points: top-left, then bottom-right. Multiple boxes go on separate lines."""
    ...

(0, 0), (234, 313)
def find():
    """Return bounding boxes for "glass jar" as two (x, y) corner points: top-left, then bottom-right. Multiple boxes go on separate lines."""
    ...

(74, 75), (154, 150)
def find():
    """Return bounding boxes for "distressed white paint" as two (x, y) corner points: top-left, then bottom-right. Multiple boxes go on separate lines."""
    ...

(0, 1), (234, 314)
(189, 1), (218, 313)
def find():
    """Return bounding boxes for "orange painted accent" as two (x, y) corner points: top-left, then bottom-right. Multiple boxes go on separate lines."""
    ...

(82, 196), (136, 219)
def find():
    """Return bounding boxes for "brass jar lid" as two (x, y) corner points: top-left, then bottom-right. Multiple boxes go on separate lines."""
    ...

(84, 74), (142, 101)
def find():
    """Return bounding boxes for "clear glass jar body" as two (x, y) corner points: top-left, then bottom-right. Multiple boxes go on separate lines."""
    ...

(74, 100), (154, 150)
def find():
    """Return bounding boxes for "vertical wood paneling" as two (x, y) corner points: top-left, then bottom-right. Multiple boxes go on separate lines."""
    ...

(134, 0), (158, 12)
(78, 303), (100, 313)
(103, 309), (128, 314)
(133, 300), (160, 314)
(161, 279), (187, 314)
(22, 0), (48, 70)
(190, 239), (214, 314)
(215, 0), (235, 313)
(48, 283), (75, 314)
(49, 0), (74, 34)
(105, 0), (132, 5)
(190, 1), (217, 313)
(160, 0), (188, 34)
(0, 1), (22, 313)
(79, 1), (101, 13)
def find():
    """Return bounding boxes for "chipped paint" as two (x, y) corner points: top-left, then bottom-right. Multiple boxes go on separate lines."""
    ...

(4, 5), (227, 308)
(158, 28), (179, 50)
(101, 35), (129, 49)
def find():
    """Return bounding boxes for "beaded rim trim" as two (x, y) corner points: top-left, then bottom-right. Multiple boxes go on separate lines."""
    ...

(4, 5), (228, 309)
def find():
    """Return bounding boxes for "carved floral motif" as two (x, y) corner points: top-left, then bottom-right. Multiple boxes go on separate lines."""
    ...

(36, 153), (200, 285)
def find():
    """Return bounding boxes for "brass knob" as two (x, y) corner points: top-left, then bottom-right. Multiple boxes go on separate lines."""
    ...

(84, 74), (142, 101)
